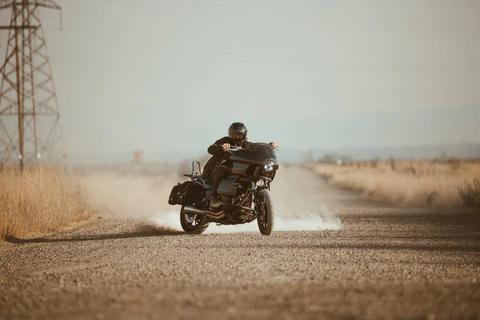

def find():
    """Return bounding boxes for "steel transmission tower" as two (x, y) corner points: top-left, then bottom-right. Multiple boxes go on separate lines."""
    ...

(0, 0), (64, 170)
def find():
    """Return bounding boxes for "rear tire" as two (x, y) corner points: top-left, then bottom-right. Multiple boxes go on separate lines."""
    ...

(256, 189), (274, 235)
(180, 205), (209, 234)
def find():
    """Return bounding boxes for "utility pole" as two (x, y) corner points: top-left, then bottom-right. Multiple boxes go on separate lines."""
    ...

(0, 0), (64, 170)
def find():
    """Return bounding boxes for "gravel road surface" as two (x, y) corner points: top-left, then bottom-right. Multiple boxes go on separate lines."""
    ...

(1, 167), (479, 319)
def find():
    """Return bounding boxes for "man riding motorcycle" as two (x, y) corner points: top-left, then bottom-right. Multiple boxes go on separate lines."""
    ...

(202, 122), (278, 209)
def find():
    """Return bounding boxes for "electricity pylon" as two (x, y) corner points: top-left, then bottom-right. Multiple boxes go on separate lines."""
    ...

(0, 0), (65, 170)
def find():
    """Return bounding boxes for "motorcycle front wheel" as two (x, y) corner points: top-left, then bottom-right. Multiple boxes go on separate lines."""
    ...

(180, 205), (209, 234)
(256, 189), (274, 235)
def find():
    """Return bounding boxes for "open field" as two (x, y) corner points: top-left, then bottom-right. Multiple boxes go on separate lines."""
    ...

(0, 167), (91, 240)
(311, 160), (480, 208)
(1, 166), (479, 319)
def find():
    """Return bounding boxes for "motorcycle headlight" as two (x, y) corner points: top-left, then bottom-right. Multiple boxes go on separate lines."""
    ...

(263, 159), (276, 173)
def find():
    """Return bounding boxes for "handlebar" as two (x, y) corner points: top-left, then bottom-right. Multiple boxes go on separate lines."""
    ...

(226, 144), (278, 153)
(228, 146), (243, 152)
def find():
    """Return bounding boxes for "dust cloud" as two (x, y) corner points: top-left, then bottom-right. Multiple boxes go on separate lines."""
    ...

(272, 165), (342, 231)
(80, 167), (178, 219)
(80, 164), (342, 233)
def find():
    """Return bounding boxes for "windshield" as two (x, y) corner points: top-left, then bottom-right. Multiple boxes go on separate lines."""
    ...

(229, 143), (277, 165)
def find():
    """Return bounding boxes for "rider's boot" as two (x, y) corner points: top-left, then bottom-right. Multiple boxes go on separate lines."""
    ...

(209, 196), (222, 210)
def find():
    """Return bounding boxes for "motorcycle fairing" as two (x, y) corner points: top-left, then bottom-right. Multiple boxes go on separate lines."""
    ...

(229, 142), (277, 166)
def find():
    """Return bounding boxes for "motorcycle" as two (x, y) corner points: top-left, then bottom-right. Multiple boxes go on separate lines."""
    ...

(168, 143), (279, 235)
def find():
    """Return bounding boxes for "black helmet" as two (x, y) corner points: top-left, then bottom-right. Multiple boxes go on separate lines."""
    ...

(228, 122), (247, 144)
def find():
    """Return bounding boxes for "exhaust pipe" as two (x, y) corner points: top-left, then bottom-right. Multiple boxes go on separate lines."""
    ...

(183, 205), (225, 220)
(183, 206), (204, 215)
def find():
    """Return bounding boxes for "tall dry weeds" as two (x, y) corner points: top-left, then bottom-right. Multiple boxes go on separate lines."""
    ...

(312, 160), (480, 208)
(458, 178), (480, 208)
(0, 166), (91, 240)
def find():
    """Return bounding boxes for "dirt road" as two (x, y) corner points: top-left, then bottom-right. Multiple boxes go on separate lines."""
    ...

(1, 167), (480, 319)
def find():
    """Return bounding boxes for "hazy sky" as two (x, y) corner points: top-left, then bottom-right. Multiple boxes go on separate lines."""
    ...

(2, 0), (479, 160)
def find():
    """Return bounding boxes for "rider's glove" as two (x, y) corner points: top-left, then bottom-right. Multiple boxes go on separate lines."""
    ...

(222, 143), (231, 151)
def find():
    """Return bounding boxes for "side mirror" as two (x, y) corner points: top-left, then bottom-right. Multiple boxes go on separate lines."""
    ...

(192, 161), (202, 176)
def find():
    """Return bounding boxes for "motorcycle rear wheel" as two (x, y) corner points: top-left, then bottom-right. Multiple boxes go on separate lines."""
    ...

(256, 189), (274, 235)
(180, 205), (209, 234)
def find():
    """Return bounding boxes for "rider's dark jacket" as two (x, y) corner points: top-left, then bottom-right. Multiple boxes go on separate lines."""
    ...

(202, 136), (251, 181)
(207, 136), (251, 157)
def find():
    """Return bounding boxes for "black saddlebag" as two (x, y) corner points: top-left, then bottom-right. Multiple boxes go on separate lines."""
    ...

(168, 181), (191, 205)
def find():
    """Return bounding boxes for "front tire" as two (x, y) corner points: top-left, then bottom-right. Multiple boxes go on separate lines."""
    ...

(256, 189), (274, 235)
(180, 205), (209, 234)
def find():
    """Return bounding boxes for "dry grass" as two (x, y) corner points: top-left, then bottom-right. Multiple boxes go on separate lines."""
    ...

(458, 178), (480, 208)
(0, 166), (91, 240)
(312, 159), (480, 208)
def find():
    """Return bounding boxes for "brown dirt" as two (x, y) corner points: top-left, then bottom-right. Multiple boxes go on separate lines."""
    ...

(1, 167), (480, 320)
